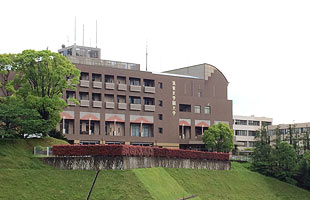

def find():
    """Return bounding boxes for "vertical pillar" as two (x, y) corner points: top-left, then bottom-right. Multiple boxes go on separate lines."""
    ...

(89, 118), (91, 135)
(182, 124), (185, 139)
(114, 119), (117, 136)
(62, 117), (66, 134)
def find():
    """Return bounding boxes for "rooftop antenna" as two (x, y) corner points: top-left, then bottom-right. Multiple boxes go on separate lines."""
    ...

(96, 20), (98, 48)
(146, 41), (148, 71)
(74, 16), (77, 45)
(83, 24), (85, 46)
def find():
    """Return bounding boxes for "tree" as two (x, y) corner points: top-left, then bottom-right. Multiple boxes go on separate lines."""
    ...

(0, 50), (80, 137)
(0, 54), (17, 97)
(0, 97), (48, 138)
(202, 122), (234, 152)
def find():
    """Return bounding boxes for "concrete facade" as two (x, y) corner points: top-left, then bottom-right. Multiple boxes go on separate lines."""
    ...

(233, 115), (273, 152)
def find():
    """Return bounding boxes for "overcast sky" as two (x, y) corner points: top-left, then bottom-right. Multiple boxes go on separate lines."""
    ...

(1, 0), (310, 124)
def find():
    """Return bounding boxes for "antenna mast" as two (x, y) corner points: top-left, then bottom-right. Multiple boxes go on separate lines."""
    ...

(96, 20), (98, 48)
(74, 16), (77, 45)
(83, 24), (84, 46)
(146, 41), (148, 71)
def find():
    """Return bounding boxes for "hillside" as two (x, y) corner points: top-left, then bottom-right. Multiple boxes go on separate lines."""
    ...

(1, 138), (310, 200)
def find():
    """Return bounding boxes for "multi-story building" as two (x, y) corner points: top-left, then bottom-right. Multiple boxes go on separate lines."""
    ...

(233, 115), (272, 152)
(268, 122), (310, 150)
(55, 44), (233, 149)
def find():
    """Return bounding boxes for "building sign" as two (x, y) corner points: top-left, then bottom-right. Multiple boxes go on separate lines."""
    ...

(172, 81), (176, 116)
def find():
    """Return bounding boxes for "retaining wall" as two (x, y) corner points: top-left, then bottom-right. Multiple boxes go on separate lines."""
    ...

(42, 156), (231, 170)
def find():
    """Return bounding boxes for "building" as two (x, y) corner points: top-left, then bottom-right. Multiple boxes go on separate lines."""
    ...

(268, 122), (310, 150)
(233, 115), (272, 152)
(56, 44), (233, 149)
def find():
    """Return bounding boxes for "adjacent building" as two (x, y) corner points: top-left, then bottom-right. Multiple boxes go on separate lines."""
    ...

(268, 122), (310, 150)
(233, 115), (273, 152)
(57, 44), (233, 149)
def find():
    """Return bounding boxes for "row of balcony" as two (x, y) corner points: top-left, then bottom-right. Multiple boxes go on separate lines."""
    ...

(67, 100), (155, 111)
(80, 80), (156, 93)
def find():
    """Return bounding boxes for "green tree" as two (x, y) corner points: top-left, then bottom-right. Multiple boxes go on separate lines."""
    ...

(0, 97), (47, 138)
(0, 50), (80, 137)
(202, 122), (234, 152)
(14, 50), (80, 135)
(0, 54), (17, 97)
(252, 126), (273, 176)
(297, 151), (310, 190)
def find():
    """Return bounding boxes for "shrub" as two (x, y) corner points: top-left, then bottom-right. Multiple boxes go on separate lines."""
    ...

(52, 145), (229, 161)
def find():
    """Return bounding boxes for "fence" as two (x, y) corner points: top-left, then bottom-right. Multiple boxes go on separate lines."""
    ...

(230, 155), (252, 162)
(34, 146), (53, 157)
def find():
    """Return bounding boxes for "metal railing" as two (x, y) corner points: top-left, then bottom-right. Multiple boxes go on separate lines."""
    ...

(33, 146), (53, 157)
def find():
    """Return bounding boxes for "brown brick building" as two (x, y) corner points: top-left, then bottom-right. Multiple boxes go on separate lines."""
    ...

(55, 44), (233, 149)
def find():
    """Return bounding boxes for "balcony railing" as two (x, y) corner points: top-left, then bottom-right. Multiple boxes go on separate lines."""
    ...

(80, 80), (90, 87)
(130, 104), (141, 111)
(105, 82), (115, 90)
(118, 103), (127, 110)
(67, 99), (76, 106)
(144, 105), (155, 112)
(118, 83), (127, 91)
(144, 86), (155, 94)
(80, 100), (90, 107)
(93, 101), (102, 108)
(130, 85), (141, 92)
(105, 102), (115, 109)
(92, 81), (102, 89)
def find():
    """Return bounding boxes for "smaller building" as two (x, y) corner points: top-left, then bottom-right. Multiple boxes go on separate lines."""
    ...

(233, 115), (273, 153)
(268, 122), (310, 151)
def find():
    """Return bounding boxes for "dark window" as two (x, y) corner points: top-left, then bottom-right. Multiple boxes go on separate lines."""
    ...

(234, 120), (247, 125)
(158, 114), (163, 120)
(158, 127), (163, 134)
(129, 96), (141, 104)
(129, 78), (140, 86)
(248, 120), (260, 126)
(248, 131), (257, 137)
(235, 130), (247, 136)
(158, 82), (163, 89)
(158, 100), (163, 106)
(144, 97), (155, 105)
(179, 104), (191, 112)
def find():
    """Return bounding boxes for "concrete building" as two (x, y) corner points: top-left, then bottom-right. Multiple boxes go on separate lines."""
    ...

(54, 44), (232, 149)
(268, 122), (310, 150)
(233, 115), (273, 152)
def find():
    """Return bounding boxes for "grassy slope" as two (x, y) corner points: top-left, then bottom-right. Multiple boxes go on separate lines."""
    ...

(166, 163), (310, 200)
(1, 138), (310, 200)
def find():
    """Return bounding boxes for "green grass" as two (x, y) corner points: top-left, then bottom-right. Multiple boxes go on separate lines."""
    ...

(0, 137), (67, 169)
(1, 138), (310, 200)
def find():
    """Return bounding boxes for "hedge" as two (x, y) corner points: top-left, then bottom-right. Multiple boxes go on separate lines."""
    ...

(52, 144), (229, 161)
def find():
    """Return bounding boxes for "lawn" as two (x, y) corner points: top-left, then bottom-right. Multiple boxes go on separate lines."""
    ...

(1, 138), (310, 200)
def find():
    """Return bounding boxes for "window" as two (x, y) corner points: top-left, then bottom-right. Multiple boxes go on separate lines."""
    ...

(144, 97), (155, 105)
(80, 72), (89, 80)
(194, 106), (201, 113)
(248, 141), (255, 147)
(262, 121), (272, 126)
(158, 114), (163, 120)
(158, 127), (163, 134)
(234, 120), (247, 125)
(143, 79), (155, 87)
(179, 104), (191, 112)
(198, 91), (201, 97)
(158, 82), (163, 89)
(248, 120), (260, 126)
(129, 78), (140, 86)
(158, 100), (163, 106)
(235, 130), (247, 136)
(204, 106), (211, 114)
(248, 131), (257, 137)
(131, 124), (140, 137)
(79, 92), (89, 100)
(129, 96), (141, 104)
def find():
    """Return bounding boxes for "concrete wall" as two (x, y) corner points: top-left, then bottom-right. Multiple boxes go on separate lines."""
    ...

(42, 156), (230, 170)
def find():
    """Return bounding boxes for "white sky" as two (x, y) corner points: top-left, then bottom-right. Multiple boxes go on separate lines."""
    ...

(1, 0), (310, 124)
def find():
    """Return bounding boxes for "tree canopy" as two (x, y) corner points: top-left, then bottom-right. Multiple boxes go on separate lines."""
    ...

(202, 122), (234, 152)
(0, 50), (80, 138)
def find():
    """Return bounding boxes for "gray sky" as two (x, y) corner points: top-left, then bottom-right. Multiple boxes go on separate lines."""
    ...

(1, 0), (310, 124)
